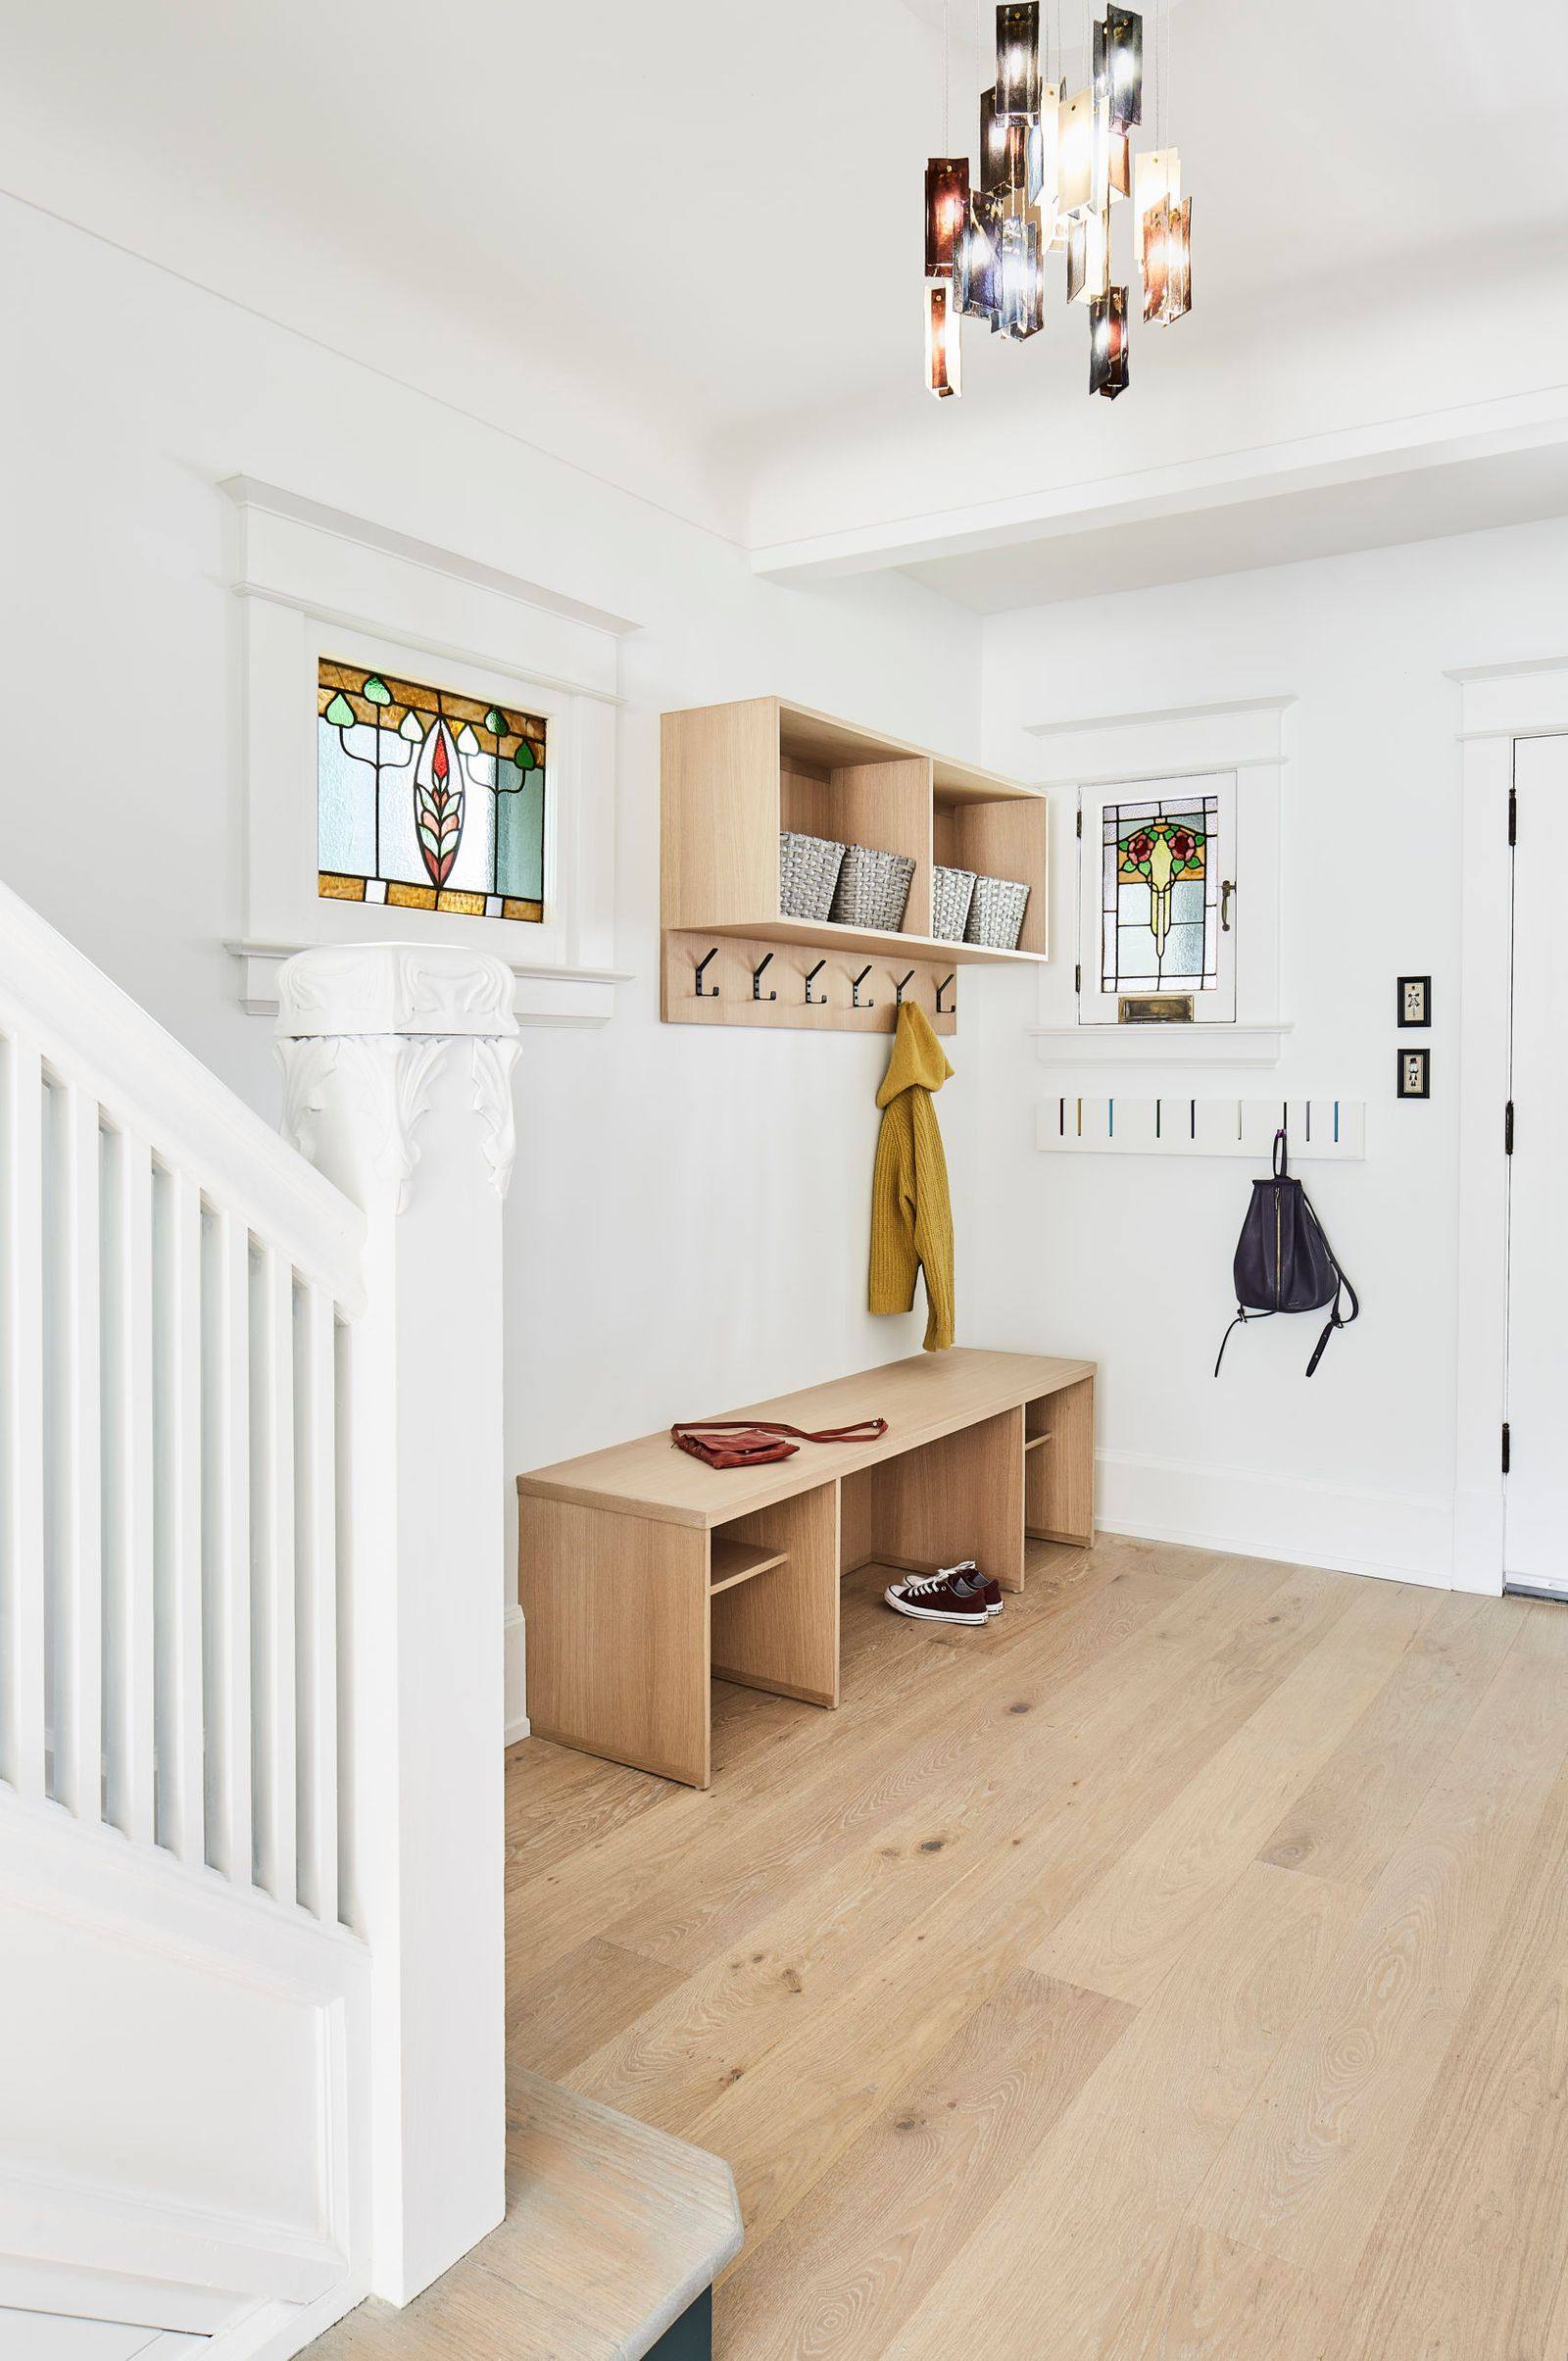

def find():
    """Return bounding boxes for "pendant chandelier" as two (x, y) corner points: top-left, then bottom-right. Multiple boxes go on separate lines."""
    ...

(923, 0), (1190, 403)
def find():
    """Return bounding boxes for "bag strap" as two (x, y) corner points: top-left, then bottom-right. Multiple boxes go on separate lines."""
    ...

(1272, 1127), (1289, 1181)
(671, 1417), (889, 1446)
(1298, 1183), (1360, 1376)
(1213, 1305), (1270, 1377)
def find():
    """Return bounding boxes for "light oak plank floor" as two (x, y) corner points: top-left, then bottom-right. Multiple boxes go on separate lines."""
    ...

(313, 1538), (1568, 2359)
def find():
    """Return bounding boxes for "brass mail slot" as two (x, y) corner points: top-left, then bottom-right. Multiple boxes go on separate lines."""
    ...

(1118, 995), (1195, 1024)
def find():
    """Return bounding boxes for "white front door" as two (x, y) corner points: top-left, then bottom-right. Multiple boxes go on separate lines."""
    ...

(1504, 732), (1568, 1591)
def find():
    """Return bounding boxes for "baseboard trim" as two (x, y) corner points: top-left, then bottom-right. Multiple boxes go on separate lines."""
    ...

(504, 1603), (530, 1745)
(1094, 1448), (1453, 1590)
(208, 2270), (367, 2361)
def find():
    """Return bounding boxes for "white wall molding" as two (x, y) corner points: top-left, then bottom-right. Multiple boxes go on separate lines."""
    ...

(1028, 696), (1291, 1066)
(0, 1793), (367, 2321)
(504, 1604), (529, 1746)
(1451, 659), (1568, 1594)
(221, 478), (636, 686)
(1098, 1451), (1452, 1590)
(222, 480), (627, 1028)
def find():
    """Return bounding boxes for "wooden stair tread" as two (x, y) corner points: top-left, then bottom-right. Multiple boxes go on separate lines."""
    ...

(304, 2070), (740, 2360)
(491, 2067), (741, 2358)
(710, 1537), (789, 1593)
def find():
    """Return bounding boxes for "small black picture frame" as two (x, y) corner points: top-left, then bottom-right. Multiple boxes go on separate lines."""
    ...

(1397, 1045), (1431, 1100)
(1396, 974), (1431, 1028)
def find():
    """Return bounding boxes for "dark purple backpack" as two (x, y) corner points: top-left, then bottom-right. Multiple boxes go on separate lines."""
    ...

(1214, 1131), (1359, 1378)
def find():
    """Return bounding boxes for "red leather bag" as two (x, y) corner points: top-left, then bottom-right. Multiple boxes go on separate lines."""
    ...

(670, 1417), (889, 1470)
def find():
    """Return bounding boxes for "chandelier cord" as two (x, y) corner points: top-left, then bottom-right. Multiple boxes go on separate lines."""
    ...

(943, 0), (950, 151)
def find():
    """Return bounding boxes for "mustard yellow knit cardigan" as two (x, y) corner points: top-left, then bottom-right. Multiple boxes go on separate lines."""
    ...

(867, 1002), (955, 1353)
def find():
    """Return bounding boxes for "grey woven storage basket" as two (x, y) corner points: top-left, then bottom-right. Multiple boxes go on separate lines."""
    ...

(932, 863), (977, 942)
(779, 830), (847, 921)
(964, 872), (1030, 951)
(830, 843), (916, 933)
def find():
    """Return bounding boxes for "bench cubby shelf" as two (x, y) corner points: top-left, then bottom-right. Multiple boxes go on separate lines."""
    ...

(661, 697), (1050, 1034)
(518, 1350), (1095, 1788)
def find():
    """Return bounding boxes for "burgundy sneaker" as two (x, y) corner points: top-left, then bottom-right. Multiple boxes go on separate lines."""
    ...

(947, 1559), (1004, 1616)
(884, 1569), (988, 1625)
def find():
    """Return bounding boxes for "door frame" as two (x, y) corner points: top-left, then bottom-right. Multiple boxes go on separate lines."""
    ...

(1451, 656), (1568, 1593)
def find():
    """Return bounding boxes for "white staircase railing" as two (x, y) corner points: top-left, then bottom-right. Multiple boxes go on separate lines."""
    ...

(0, 878), (364, 1918)
(0, 883), (519, 2351)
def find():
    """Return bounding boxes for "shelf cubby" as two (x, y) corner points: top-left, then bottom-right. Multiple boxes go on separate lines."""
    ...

(661, 697), (1050, 997)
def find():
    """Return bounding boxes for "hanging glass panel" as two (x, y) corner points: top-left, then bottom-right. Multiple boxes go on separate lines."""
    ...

(924, 157), (970, 277)
(1100, 791), (1220, 992)
(317, 659), (547, 919)
(995, 3), (1042, 119)
(1104, 7), (1143, 130)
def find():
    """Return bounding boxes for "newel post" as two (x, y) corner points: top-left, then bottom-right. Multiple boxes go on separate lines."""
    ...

(275, 943), (519, 2306)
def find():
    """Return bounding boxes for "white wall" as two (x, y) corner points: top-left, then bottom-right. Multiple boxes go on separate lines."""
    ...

(0, 197), (986, 1700)
(973, 517), (1568, 1584)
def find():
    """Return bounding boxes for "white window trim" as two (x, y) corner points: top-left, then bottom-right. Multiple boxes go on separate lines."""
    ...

(222, 477), (633, 1026)
(1076, 769), (1238, 1025)
(1449, 654), (1568, 1596)
(1023, 695), (1293, 1065)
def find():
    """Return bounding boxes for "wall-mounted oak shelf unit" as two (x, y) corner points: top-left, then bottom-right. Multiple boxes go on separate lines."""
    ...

(662, 696), (1049, 1034)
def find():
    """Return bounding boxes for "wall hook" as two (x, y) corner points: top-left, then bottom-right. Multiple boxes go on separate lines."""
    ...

(935, 972), (955, 1015)
(695, 947), (718, 999)
(752, 951), (776, 1003)
(852, 963), (874, 1008)
(894, 969), (915, 1006)
(804, 959), (826, 1006)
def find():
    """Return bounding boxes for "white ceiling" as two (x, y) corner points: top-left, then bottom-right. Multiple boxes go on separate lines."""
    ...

(5, 0), (1568, 607)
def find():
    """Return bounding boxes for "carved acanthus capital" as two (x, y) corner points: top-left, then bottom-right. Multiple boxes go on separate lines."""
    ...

(275, 943), (522, 1209)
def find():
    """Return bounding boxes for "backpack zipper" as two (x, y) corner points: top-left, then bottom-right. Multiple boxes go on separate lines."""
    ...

(1275, 1188), (1283, 1309)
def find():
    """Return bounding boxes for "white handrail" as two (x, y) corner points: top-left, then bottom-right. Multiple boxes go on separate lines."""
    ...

(0, 876), (364, 1306)
(0, 870), (365, 1930)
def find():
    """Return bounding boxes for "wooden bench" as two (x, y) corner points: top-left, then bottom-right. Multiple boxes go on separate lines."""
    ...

(516, 1348), (1095, 1789)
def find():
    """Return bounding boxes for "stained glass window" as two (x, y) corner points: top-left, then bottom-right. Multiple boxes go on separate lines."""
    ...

(1101, 788), (1220, 993)
(316, 660), (547, 920)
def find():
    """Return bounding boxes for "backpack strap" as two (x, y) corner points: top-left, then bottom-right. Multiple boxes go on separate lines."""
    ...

(1299, 1185), (1360, 1376)
(1213, 1304), (1271, 1377)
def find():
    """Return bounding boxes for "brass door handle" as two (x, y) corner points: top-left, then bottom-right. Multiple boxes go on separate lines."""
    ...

(1221, 879), (1235, 932)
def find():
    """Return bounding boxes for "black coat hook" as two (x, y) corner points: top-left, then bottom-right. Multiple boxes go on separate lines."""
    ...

(894, 969), (915, 1006)
(752, 951), (776, 1002)
(935, 972), (955, 1014)
(804, 958), (826, 1006)
(694, 947), (718, 999)
(852, 963), (874, 1008)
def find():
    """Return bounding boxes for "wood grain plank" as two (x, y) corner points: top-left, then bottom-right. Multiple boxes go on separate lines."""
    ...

(507, 1937), (686, 2083)
(682, 1575), (1362, 2251)
(1326, 1740), (1568, 2359)
(715, 1971), (1134, 2361)
(877, 1864), (1358, 2360)
(1098, 2223), (1343, 2361)
(1192, 1608), (1568, 2286)
(1258, 1590), (1526, 1886)
(1033, 1578), (1437, 2004)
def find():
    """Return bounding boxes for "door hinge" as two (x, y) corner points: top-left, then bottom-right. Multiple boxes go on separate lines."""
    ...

(1074, 961), (1082, 995)
(1502, 1420), (1511, 1475)
(1075, 808), (1083, 839)
(1505, 1100), (1515, 1155)
(1508, 785), (1517, 846)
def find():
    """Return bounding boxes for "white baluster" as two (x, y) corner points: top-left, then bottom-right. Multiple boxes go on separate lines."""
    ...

(104, 1128), (157, 1845)
(252, 1241), (297, 1904)
(295, 1280), (339, 1923)
(57, 1083), (104, 1822)
(1, 1034), (47, 1798)
(154, 1168), (205, 1867)
(203, 1202), (253, 1885)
